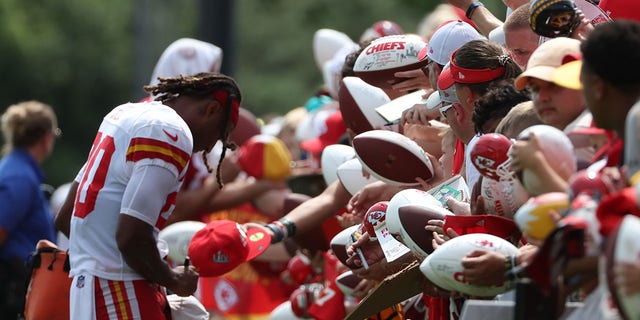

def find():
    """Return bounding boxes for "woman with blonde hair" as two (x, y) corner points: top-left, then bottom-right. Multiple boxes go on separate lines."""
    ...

(0, 100), (60, 319)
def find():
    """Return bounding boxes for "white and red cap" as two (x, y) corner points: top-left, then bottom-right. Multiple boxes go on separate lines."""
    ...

(427, 20), (485, 66)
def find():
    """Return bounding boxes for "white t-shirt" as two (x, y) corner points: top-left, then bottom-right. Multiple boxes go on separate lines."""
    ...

(465, 134), (482, 194)
(69, 102), (193, 280)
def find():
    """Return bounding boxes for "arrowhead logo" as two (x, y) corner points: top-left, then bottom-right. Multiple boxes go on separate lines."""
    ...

(458, 72), (465, 80)
(163, 129), (178, 142)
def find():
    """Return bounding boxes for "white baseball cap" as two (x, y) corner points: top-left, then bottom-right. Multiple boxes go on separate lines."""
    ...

(427, 20), (485, 66)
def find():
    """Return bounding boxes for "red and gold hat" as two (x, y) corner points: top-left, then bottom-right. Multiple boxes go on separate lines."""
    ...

(188, 220), (271, 277)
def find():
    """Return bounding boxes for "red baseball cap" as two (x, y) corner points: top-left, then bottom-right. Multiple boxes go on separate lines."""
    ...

(300, 110), (347, 157)
(188, 220), (271, 277)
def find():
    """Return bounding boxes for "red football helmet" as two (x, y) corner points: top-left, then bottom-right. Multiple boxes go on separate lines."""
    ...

(289, 283), (324, 318)
(363, 201), (389, 239)
(470, 133), (514, 181)
(568, 170), (617, 201)
(285, 253), (318, 286)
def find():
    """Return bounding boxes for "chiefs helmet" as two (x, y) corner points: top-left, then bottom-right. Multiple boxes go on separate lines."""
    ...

(470, 133), (514, 181)
(568, 170), (617, 202)
(530, 0), (580, 38)
(289, 283), (324, 318)
(363, 201), (389, 239)
(285, 253), (319, 286)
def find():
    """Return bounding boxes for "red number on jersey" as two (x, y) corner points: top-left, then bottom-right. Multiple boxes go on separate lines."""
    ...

(74, 132), (116, 218)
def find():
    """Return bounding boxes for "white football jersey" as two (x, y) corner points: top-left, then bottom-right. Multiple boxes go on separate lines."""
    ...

(69, 102), (193, 280)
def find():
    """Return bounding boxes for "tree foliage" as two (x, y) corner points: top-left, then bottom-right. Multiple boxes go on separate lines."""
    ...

(0, 0), (504, 187)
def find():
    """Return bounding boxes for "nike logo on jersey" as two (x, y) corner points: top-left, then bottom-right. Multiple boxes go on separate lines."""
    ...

(163, 129), (178, 142)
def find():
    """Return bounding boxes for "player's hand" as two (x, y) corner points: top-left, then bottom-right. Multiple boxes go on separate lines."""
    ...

(169, 264), (199, 297)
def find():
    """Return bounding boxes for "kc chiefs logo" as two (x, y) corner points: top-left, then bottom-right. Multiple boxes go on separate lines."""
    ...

(473, 155), (496, 171)
(367, 211), (385, 225)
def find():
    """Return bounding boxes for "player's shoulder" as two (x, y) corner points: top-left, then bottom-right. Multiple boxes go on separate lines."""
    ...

(109, 102), (193, 151)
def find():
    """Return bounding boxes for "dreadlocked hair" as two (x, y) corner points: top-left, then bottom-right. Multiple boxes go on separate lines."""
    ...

(144, 72), (242, 189)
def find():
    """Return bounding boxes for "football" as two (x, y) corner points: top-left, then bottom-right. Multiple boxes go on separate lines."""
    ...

(335, 270), (362, 297)
(386, 188), (451, 257)
(513, 192), (569, 244)
(158, 221), (206, 263)
(329, 224), (362, 268)
(480, 175), (530, 219)
(320, 144), (356, 186)
(515, 125), (577, 196)
(312, 28), (354, 71)
(606, 214), (640, 320)
(338, 76), (390, 135)
(419, 233), (519, 297)
(352, 130), (434, 186)
(335, 158), (378, 196)
(353, 34), (430, 90)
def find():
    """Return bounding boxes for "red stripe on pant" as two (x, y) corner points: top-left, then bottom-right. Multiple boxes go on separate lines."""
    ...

(94, 278), (170, 320)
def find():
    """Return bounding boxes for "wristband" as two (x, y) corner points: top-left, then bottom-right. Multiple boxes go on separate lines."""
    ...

(272, 220), (289, 238)
(279, 217), (297, 237)
(265, 223), (284, 244)
(466, 1), (485, 19)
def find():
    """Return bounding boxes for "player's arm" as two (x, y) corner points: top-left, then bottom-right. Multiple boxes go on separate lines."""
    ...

(116, 164), (198, 296)
(54, 180), (79, 238)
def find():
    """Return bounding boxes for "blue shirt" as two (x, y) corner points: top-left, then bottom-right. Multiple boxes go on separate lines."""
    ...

(0, 148), (55, 261)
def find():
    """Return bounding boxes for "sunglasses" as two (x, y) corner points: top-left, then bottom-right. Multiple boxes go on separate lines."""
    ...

(439, 104), (454, 118)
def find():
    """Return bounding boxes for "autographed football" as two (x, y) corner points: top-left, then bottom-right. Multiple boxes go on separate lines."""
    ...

(420, 233), (519, 296)
(515, 125), (577, 196)
(158, 221), (206, 263)
(480, 175), (530, 219)
(353, 34), (430, 90)
(336, 158), (378, 196)
(320, 144), (356, 186)
(338, 76), (390, 135)
(352, 130), (434, 186)
(329, 225), (362, 268)
(386, 188), (451, 257)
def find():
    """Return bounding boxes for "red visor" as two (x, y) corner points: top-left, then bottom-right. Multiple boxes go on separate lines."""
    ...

(438, 50), (506, 90)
